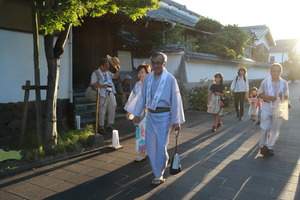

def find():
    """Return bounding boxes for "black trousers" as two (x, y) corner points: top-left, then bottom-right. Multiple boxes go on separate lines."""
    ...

(234, 92), (246, 117)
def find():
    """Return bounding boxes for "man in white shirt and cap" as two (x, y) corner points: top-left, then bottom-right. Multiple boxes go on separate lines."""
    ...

(132, 52), (185, 186)
(91, 57), (120, 134)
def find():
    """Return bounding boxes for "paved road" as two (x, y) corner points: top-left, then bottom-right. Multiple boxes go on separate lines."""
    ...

(0, 83), (300, 200)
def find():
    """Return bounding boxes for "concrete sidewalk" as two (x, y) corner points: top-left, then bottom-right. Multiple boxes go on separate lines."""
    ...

(0, 83), (300, 200)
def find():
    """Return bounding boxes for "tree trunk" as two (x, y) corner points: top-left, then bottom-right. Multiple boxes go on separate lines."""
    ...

(43, 24), (71, 151)
(44, 34), (59, 150)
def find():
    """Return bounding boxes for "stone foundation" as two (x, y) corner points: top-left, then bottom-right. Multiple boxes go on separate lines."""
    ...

(0, 99), (75, 147)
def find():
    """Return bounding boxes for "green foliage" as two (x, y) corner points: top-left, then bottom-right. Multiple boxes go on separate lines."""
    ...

(143, 25), (186, 46)
(194, 17), (223, 33)
(52, 124), (94, 155)
(194, 41), (236, 59)
(39, 0), (160, 35)
(194, 18), (249, 59)
(189, 85), (208, 111)
(220, 25), (249, 58)
(22, 125), (94, 161)
(23, 146), (45, 161)
(189, 83), (235, 112)
(164, 26), (185, 44)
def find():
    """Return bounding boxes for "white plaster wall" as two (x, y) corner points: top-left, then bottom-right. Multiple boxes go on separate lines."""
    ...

(269, 52), (289, 63)
(0, 29), (71, 103)
(132, 52), (183, 75)
(293, 40), (300, 54)
(164, 52), (183, 75)
(185, 61), (270, 83)
(132, 58), (151, 69)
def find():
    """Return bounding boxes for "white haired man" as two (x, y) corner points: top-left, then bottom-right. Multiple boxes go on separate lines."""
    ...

(132, 52), (185, 186)
(258, 63), (289, 156)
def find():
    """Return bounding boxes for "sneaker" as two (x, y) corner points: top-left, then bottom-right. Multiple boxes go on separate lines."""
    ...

(268, 149), (274, 156)
(238, 117), (243, 121)
(98, 127), (106, 135)
(217, 122), (223, 128)
(256, 121), (261, 126)
(260, 146), (268, 156)
(211, 126), (217, 132)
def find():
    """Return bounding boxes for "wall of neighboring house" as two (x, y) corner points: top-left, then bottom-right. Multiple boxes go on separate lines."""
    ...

(294, 41), (300, 53)
(0, 29), (72, 103)
(251, 36), (272, 63)
(134, 52), (270, 88)
(185, 60), (269, 83)
(132, 52), (184, 79)
(269, 52), (289, 63)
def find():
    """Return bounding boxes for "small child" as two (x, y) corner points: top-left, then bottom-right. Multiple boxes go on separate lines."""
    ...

(248, 87), (260, 121)
(207, 73), (226, 132)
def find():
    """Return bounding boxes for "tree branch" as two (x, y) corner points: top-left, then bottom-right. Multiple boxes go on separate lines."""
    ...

(54, 23), (71, 58)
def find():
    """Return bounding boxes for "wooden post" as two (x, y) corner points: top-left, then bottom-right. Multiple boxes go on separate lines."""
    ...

(31, 0), (43, 147)
(95, 87), (100, 135)
(20, 80), (31, 148)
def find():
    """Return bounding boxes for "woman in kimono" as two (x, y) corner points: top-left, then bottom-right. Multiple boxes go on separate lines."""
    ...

(124, 63), (151, 162)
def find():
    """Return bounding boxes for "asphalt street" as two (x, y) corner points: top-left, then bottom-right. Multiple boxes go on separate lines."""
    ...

(0, 83), (300, 200)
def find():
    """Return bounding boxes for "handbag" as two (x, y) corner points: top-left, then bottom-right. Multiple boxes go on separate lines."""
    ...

(219, 96), (229, 108)
(85, 70), (101, 102)
(170, 130), (181, 175)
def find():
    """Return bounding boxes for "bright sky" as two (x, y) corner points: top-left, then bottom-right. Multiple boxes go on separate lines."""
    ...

(173, 0), (300, 40)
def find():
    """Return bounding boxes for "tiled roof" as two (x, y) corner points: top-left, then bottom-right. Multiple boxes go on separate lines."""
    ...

(270, 39), (299, 53)
(152, 43), (185, 52)
(146, 0), (200, 27)
(153, 44), (271, 67)
(185, 51), (271, 67)
(241, 25), (275, 46)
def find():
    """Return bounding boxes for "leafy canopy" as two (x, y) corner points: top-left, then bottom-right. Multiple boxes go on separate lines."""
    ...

(194, 18), (249, 59)
(40, 0), (160, 35)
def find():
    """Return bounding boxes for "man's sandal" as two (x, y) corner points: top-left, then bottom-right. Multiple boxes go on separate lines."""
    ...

(151, 178), (165, 186)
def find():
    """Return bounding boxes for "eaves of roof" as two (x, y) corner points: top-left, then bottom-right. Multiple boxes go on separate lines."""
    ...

(160, 0), (201, 17)
(241, 25), (275, 47)
(270, 39), (299, 53)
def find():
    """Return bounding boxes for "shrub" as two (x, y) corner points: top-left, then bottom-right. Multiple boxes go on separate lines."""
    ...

(189, 85), (208, 111)
(52, 125), (94, 155)
(22, 125), (94, 161)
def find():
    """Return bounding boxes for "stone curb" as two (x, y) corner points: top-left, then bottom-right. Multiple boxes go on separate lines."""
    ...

(0, 145), (107, 179)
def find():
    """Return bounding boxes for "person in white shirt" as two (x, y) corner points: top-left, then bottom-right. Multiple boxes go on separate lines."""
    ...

(257, 63), (289, 156)
(91, 58), (120, 134)
(230, 67), (249, 120)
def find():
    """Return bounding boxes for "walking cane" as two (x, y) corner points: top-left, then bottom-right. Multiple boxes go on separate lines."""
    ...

(95, 87), (100, 135)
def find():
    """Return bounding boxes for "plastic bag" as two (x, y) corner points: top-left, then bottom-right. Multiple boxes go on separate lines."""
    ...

(273, 100), (289, 120)
(170, 153), (181, 175)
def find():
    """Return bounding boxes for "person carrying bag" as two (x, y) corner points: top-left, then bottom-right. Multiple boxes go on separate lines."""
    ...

(85, 70), (101, 102)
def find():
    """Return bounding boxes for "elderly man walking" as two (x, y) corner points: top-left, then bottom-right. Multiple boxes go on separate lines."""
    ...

(258, 63), (289, 156)
(132, 52), (185, 186)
